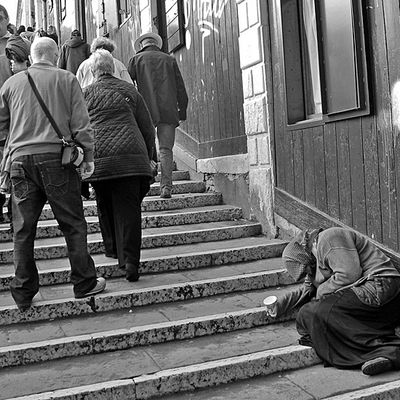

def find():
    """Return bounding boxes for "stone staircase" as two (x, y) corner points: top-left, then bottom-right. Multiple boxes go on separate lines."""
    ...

(0, 171), (399, 399)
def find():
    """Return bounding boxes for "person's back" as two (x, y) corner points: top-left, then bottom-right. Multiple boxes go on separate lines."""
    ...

(58, 29), (90, 75)
(0, 37), (105, 311)
(128, 32), (188, 199)
(129, 45), (186, 127)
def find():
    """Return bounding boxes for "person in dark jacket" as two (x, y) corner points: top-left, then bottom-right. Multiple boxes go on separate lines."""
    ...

(128, 32), (188, 199)
(46, 25), (58, 45)
(83, 49), (156, 282)
(58, 29), (90, 75)
(276, 227), (400, 376)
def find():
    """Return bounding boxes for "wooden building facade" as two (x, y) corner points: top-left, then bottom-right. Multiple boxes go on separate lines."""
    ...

(21, 0), (400, 254)
(268, 0), (400, 254)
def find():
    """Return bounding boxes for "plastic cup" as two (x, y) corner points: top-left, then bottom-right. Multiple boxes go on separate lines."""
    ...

(263, 295), (277, 317)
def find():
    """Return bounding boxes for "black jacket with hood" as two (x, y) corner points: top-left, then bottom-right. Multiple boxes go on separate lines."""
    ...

(58, 36), (90, 75)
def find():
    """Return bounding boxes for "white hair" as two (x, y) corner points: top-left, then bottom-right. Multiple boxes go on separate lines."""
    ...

(30, 37), (58, 64)
(89, 49), (115, 77)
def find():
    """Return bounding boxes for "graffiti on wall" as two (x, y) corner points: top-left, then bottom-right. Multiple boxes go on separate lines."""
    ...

(184, 0), (229, 62)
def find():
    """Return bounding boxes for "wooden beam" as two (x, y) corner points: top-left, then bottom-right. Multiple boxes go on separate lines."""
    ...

(274, 187), (400, 269)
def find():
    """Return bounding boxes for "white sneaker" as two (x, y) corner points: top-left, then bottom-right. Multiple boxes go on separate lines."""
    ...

(75, 277), (106, 298)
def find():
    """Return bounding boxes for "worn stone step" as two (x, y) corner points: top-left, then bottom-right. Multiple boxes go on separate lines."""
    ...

(154, 170), (190, 182)
(0, 238), (287, 290)
(0, 323), (320, 400)
(148, 180), (206, 196)
(0, 266), (297, 367)
(23, 192), (223, 222)
(0, 264), (294, 325)
(0, 219), (262, 263)
(160, 365), (400, 400)
(0, 205), (244, 242)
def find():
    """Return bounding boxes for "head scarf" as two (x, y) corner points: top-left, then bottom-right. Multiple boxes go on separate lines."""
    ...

(282, 228), (322, 282)
(5, 34), (30, 62)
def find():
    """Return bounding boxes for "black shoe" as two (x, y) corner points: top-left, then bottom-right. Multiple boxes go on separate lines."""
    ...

(126, 263), (140, 282)
(105, 252), (117, 259)
(17, 302), (32, 312)
(361, 357), (393, 376)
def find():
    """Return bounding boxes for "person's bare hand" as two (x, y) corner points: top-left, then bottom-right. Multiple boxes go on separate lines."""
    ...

(80, 161), (94, 180)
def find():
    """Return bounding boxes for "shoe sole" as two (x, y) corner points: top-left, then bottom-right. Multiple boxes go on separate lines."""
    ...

(362, 359), (393, 375)
(75, 281), (106, 299)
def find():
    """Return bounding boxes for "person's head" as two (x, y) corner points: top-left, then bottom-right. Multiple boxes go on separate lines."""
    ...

(90, 36), (116, 54)
(134, 32), (162, 52)
(16, 25), (25, 35)
(89, 49), (114, 79)
(71, 29), (81, 38)
(0, 5), (9, 37)
(282, 228), (322, 282)
(5, 34), (30, 73)
(31, 37), (58, 66)
(27, 26), (33, 32)
(47, 25), (57, 35)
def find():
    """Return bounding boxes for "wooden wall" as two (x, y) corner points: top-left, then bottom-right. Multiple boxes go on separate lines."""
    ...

(173, 0), (246, 159)
(271, 0), (400, 252)
(76, 0), (246, 160)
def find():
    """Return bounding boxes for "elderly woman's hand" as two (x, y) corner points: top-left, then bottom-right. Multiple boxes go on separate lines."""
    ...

(80, 161), (94, 180)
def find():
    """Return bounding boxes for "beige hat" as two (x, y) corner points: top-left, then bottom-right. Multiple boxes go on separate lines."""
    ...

(134, 32), (162, 52)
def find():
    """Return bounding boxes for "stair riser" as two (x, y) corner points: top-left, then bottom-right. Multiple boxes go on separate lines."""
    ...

(0, 310), (296, 368)
(35, 193), (223, 221)
(7, 347), (320, 400)
(0, 243), (286, 291)
(0, 209), (243, 242)
(147, 182), (206, 196)
(0, 224), (262, 263)
(0, 270), (292, 325)
(154, 171), (190, 182)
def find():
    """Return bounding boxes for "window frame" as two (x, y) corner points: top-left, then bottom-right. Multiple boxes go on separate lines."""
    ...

(157, 0), (185, 53)
(281, 0), (370, 129)
(117, 0), (132, 26)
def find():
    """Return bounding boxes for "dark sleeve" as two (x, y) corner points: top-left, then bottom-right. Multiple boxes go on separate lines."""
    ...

(135, 92), (156, 160)
(57, 45), (67, 69)
(173, 60), (188, 121)
(127, 57), (137, 82)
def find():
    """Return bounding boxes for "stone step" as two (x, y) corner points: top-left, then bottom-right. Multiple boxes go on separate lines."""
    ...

(0, 263), (294, 325)
(0, 238), (287, 290)
(159, 365), (400, 400)
(147, 180), (206, 196)
(154, 170), (190, 182)
(0, 220), (262, 263)
(0, 324), (320, 399)
(0, 205), (244, 242)
(0, 266), (298, 368)
(20, 192), (223, 223)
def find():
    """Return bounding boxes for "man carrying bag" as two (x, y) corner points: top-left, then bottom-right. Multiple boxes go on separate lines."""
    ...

(0, 37), (105, 312)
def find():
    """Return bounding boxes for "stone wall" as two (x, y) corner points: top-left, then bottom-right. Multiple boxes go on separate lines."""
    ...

(236, 0), (276, 237)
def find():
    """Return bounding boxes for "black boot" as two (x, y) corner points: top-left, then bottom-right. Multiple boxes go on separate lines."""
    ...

(126, 263), (140, 282)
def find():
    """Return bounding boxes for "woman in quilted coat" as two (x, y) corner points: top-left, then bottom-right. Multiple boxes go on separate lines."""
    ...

(83, 49), (155, 282)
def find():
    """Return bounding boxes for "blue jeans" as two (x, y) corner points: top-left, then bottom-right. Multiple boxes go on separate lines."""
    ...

(10, 153), (97, 307)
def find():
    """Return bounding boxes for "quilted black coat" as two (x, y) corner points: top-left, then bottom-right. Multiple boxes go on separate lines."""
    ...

(83, 74), (155, 182)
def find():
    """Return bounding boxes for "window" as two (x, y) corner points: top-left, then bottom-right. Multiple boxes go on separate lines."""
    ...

(160, 0), (185, 53)
(281, 0), (369, 125)
(117, 0), (131, 26)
